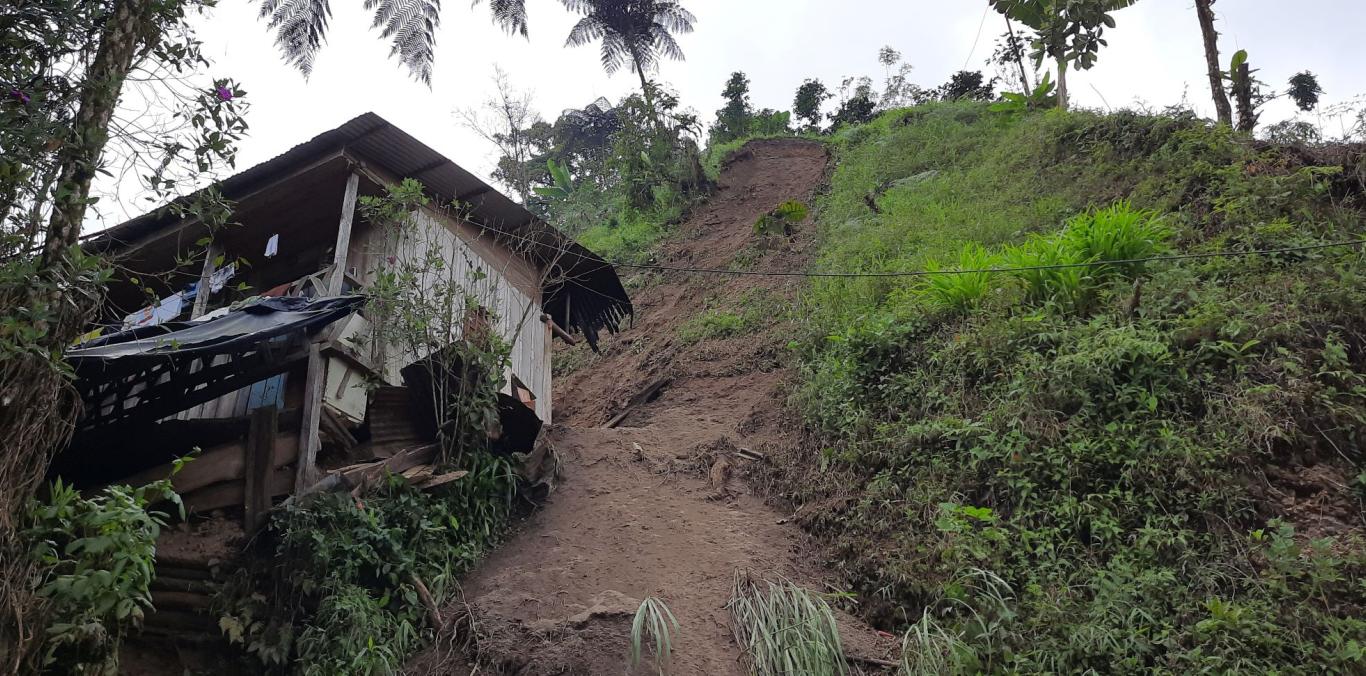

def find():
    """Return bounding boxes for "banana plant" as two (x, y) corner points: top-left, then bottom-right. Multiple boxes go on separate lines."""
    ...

(532, 159), (574, 201)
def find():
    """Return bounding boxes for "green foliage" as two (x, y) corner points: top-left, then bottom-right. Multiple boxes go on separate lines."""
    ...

(918, 243), (999, 314)
(794, 79), (833, 132)
(543, 86), (707, 263)
(218, 465), (515, 674)
(1059, 200), (1170, 276)
(531, 158), (574, 201)
(754, 200), (810, 236)
(728, 574), (848, 676)
(629, 597), (679, 675)
(932, 71), (996, 102)
(785, 101), (1366, 673)
(711, 71), (754, 145)
(989, 71), (1056, 114)
(677, 290), (785, 345)
(25, 476), (182, 675)
(989, 0), (1137, 70)
(1286, 71), (1325, 112)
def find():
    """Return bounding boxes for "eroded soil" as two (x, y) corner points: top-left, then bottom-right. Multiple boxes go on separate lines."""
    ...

(414, 139), (896, 674)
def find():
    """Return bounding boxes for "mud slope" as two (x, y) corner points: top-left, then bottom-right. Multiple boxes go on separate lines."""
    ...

(419, 139), (892, 675)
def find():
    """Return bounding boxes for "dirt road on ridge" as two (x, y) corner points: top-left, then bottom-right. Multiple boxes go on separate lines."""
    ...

(417, 139), (892, 674)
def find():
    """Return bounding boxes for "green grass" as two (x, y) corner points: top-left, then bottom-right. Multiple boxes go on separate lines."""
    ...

(676, 289), (787, 345)
(727, 572), (849, 676)
(781, 102), (1366, 673)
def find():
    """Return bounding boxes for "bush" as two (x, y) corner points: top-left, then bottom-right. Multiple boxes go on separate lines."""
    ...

(217, 457), (515, 673)
(25, 477), (181, 675)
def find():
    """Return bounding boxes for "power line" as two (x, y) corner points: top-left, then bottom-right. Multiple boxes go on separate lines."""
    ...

(603, 238), (1366, 279)
(472, 220), (1364, 281)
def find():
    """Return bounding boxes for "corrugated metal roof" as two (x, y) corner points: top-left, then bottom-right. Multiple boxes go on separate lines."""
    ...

(83, 113), (631, 348)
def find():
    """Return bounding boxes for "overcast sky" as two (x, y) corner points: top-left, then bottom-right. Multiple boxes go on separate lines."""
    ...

(90, 0), (1366, 227)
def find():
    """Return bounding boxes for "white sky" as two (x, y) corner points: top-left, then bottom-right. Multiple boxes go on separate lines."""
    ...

(89, 0), (1366, 227)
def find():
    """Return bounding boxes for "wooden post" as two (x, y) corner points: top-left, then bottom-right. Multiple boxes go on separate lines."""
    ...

(296, 171), (360, 493)
(295, 344), (325, 494)
(244, 406), (278, 531)
(191, 242), (222, 318)
(327, 172), (360, 296)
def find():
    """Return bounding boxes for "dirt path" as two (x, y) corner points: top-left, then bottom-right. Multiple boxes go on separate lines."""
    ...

(418, 139), (892, 674)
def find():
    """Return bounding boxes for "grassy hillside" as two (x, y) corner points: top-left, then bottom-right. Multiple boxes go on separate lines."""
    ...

(780, 103), (1366, 672)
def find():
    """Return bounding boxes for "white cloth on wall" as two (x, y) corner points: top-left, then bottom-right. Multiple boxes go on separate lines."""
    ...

(209, 262), (236, 293)
(122, 291), (184, 330)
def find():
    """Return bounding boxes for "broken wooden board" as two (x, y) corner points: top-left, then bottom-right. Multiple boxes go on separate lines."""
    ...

(181, 466), (294, 516)
(605, 377), (671, 429)
(117, 432), (299, 498)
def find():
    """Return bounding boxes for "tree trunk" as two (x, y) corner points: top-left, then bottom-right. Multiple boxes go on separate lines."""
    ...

(1056, 58), (1069, 110)
(1194, 0), (1233, 126)
(42, 0), (153, 267)
(1232, 62), (1257, 133)
(1005, 18), (1033, 92)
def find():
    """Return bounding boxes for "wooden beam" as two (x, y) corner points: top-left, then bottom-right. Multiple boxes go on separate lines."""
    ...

(191, 242), (221, 318)
(327, 172), (360, 295)
(295, 343), (326, 493)
(244, 406), (278, 532)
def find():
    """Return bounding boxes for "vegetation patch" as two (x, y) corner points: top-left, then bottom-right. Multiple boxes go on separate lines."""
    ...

(781, 102), (1366, 673)
(216, 462), (514, 674)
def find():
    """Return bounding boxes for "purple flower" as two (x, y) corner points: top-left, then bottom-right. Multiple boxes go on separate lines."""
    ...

(214, 85), (233, 102)
(9, 89), (29, 105)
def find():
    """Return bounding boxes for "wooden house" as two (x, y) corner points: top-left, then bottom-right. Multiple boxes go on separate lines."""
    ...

(57, 113), (631, 525)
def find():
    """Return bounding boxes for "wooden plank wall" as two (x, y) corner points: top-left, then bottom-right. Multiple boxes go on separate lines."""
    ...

(348, 209), (553, 422)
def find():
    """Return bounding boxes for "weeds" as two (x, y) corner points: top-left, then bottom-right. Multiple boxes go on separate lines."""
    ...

(727, 571), (848, 676)
(1060, 200), (1170, 277)
(629, 596), (679, 674)
(786, 101), (1366, 672)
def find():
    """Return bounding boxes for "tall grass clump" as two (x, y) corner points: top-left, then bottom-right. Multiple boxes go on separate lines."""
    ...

(918, 243), (999, 313)
(727, 572), (848, 676)
(629, 596), (680, 675)
(1001, 236), (1095, 313)
(1061, 200), (1171, 277)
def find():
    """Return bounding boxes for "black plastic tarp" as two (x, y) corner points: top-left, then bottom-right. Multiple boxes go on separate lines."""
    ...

(68, 296), (364, 366)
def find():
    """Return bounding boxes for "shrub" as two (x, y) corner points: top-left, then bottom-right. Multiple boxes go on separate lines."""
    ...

(25, 477), (181, 675)
(217, 458), (515, 673)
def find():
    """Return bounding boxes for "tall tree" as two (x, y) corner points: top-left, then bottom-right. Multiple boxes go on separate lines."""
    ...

(710, 71), (753, 144)
(989, 0), (1136, 110)
(793, 79), (832, 132)
(560, 0), (696, 121)
(1194, 0), (1232, 126)
(458, 66), (544, 203)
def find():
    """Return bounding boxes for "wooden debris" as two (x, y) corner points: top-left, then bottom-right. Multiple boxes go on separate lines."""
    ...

(605, 377), (671, 429)
(415, 471), (469, 491)
(735, 447), (766, 462)
(321, 405), (358, 452)
(411, 573), (443, 630)
(541, 313), (579, 346)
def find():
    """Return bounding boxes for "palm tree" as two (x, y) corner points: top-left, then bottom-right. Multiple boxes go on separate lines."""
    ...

(257, 0), (531, 85)
(560, 0), (696, 118)
(1194, 0), (1233, 126)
